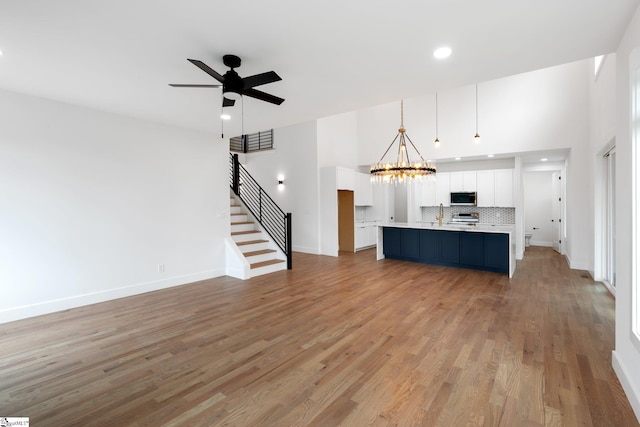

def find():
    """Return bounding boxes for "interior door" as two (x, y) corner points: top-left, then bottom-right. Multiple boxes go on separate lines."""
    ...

(551, 172), (562, 253)
(338, 190), (355, 253)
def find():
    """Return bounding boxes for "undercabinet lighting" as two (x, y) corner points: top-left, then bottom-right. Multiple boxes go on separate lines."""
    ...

(487, 154), (494, 158)
(433, 47), (452, 59)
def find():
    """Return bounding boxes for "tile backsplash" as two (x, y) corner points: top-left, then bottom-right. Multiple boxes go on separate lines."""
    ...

(355, 206), (368, 221)
(422, 206), (515, 225)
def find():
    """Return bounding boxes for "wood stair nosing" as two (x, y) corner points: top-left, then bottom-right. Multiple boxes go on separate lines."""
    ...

(231, 230), (261, 236)
(236, 239), (269, 246)
(250, 259), (286, 269)
(244, 249), (277, 257)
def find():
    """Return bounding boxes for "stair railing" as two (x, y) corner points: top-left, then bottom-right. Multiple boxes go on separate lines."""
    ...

(229, 153), (292, 269)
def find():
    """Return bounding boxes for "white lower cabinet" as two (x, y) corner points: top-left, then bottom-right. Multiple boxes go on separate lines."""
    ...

(355, 224), (378, 250)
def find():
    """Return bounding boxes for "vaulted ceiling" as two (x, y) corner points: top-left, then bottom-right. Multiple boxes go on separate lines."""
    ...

(0, 1), (637, 135)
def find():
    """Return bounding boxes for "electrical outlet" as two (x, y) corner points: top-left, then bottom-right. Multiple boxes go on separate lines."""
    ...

(157, 264), (165, 273)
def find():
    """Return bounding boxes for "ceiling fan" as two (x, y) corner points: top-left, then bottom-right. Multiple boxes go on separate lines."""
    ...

(169, 54), (284, 107)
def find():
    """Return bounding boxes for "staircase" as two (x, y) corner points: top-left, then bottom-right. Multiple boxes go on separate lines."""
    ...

(230, 193), (287, 277)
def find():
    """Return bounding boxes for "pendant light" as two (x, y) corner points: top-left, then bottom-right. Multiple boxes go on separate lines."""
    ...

(434, 92), (440, 148)
(370, 100), (436, 183)
(474, 83), (481, 144)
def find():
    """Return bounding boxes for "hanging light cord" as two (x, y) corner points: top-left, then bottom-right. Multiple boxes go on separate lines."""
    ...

(475, 83), (479, 134)
(435, 92), (439, 138)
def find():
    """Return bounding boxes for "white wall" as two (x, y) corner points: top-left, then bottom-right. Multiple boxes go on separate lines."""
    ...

(356, 61), (592, 270)
(0, 90), (228, 323)
(317, 111), (358, 168)
(613, 3), (640, 420)
(242, 120), (321, 254)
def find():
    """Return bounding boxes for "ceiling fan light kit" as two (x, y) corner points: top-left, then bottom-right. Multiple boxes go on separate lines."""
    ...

(169, 54), (285, 107)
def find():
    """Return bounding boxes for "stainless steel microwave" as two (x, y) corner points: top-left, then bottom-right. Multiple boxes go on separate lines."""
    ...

(450, 192), (477, 206)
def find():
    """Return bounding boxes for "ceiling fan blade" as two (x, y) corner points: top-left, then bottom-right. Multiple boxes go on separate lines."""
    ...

(242, 88), (285, 105)
(222, 97), (235, 107)
(242, 71), (282, 89)
(169, 84), (221, 88)
(187, 59), (224, 83)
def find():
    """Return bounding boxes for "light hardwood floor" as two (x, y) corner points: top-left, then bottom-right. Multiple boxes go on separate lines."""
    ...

(1, 247), (638, 426)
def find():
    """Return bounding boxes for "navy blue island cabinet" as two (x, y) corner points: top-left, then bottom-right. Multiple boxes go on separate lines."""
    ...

(382, 226), (510, 275)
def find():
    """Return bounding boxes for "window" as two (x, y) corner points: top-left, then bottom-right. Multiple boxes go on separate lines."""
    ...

(595, 55), (605, 79)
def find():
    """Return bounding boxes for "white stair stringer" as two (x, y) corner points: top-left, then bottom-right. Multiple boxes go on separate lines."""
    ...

(226, 193), (287, 279)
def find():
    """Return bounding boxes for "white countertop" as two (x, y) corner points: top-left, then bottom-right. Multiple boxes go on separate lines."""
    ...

(355, 220), (382, 226)
(380, 221), (515, 234)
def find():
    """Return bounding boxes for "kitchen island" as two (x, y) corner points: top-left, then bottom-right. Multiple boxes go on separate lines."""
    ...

(376, 222), (516, 277)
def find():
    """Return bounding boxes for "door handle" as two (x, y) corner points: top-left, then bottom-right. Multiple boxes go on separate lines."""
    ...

(533, 227), (539, 230)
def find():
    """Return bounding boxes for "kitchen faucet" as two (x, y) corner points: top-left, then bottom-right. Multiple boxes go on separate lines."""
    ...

(436, 203), (444, 227)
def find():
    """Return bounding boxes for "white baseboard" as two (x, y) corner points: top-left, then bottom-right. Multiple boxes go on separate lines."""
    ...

(292, 245), (321, 255)
(0, 268), (225, 325)
(613, 350), (640, 423)
(530, 240), (553, 247)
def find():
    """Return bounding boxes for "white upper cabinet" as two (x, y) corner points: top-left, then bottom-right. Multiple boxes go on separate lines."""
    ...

(494, 169), (514, 207)
(476, 170), (495, 207)
(435, 172), (451, 206)
(418, 169), (513, 207)
(420, 180), (436, 206)
(449, 172), (463, 191)
(336, 167), (355, 190)
(463, 171), (477, 191)
(354, 173), (373, 206)
(421, 173), (449, 206)
(449, 171), (477, 192)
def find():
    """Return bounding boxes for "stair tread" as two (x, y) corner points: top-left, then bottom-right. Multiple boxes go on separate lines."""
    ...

(231, 221), (254, 225)
(244, 249), (277, 257)
(251, 259), (285, 269)
(236, 239), (269, 246)
(231, 230), (261, 236)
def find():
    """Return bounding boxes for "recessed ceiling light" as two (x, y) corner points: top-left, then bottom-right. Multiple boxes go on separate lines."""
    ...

(541, 158), (548, 162)
(455, 157), (461, 161)
(433, 47), (452, 59)
(487, 154), (494, 158)
(221, 114), (231, 120)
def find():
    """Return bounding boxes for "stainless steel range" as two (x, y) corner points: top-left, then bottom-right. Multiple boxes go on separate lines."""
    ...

(449, 212), (479, 225)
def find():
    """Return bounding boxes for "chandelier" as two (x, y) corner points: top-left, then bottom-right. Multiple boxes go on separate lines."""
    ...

(370, 100), (436, 183)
